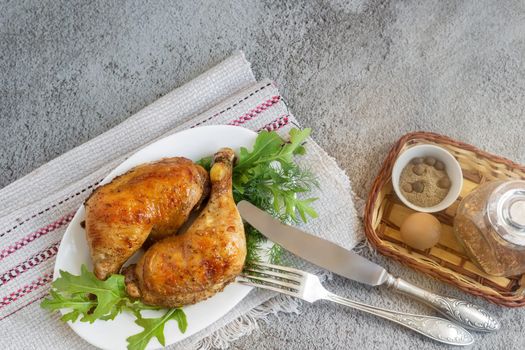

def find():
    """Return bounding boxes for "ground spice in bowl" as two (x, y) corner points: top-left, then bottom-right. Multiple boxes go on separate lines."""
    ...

(399, 157), (451, 207)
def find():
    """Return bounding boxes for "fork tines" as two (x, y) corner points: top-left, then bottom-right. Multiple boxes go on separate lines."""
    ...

(238, 262), (305, 296)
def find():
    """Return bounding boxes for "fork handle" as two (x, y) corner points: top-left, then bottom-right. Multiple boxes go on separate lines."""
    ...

(387, 276), (500, 332)
(325, 293), (474, 346)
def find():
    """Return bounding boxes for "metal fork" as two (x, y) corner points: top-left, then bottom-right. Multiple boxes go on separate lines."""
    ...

(238, 262), (474, 346)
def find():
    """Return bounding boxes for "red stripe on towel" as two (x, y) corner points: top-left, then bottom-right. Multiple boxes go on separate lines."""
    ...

(0, 272), (53, 310)
(0, 242), (59, 287)
(258, 115), (290, 132)
(228, 96), (281, 126)
(0, 213), (73, 262)
(0, 181), (101, 239)
(0, 293), (47, 321)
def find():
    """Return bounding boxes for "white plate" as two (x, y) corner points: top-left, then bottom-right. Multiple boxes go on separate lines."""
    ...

(54, 125), (259, 350)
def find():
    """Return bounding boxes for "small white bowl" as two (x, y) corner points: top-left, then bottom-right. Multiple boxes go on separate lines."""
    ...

(392, 144), (463, 213)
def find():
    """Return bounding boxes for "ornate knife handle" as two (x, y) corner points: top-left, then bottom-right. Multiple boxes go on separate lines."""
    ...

(387, 276), (500, 332)
(326, 293), (474, 346)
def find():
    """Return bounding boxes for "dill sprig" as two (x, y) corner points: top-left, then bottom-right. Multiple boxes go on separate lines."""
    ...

(244, 224), (266, 266)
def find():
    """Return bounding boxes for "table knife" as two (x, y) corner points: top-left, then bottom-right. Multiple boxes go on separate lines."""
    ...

(237, 200), (500, 332)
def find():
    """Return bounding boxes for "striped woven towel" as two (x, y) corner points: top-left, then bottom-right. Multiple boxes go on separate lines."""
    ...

(0, 52), (362, 350)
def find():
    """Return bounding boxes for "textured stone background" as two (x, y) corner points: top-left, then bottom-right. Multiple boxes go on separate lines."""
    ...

(1, 0), (525, 349)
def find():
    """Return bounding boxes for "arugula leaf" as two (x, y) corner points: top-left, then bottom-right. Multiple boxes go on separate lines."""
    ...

(51, 265), (127, 321)
(274, 128), (311, 163)
(245, 128), (311, 167)
(41, 289), (96, 322)
(235, 131), (282, 172)
(126, 309), (187, 350)
(42, 266), (162, 323)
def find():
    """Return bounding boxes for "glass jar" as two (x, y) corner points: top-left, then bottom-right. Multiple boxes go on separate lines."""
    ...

(453, 180), (525, 276)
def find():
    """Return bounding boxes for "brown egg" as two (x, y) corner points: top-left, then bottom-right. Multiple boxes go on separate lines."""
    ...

(400, 213), (441, 250)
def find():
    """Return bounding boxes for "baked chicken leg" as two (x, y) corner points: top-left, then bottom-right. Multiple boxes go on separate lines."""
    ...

(125, 148), (246, 307)
(85, 157), (209, 280)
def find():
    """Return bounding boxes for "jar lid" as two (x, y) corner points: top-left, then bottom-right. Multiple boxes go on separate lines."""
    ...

(488, 180), (525, 246)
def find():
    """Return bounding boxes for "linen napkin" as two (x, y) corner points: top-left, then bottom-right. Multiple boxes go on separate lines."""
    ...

(0, 51), (362, 349)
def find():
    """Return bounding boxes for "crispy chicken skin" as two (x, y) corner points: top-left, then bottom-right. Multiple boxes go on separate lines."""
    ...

(85, 157), (209, 280)
(124, 148), (246, 307)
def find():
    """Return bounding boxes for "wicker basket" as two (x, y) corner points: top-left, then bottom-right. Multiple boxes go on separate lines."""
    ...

(364, 131), (525, 307)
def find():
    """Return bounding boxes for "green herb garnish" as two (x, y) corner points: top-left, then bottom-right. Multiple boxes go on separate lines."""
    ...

(126, 309), (187, 350)
(230, 128), (318, 265)
(233, 128), (318, 222)
(41, 265), (129, 323)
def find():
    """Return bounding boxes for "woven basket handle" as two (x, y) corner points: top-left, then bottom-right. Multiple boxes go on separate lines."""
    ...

(387, 276), (501, 332)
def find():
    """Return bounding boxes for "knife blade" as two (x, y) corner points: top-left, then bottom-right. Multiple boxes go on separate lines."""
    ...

(237, 200), (501, 332)
(237, 200), (389, 286)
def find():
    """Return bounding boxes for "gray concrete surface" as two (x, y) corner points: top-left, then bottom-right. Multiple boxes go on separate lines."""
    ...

(1, 0), (525, 349)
